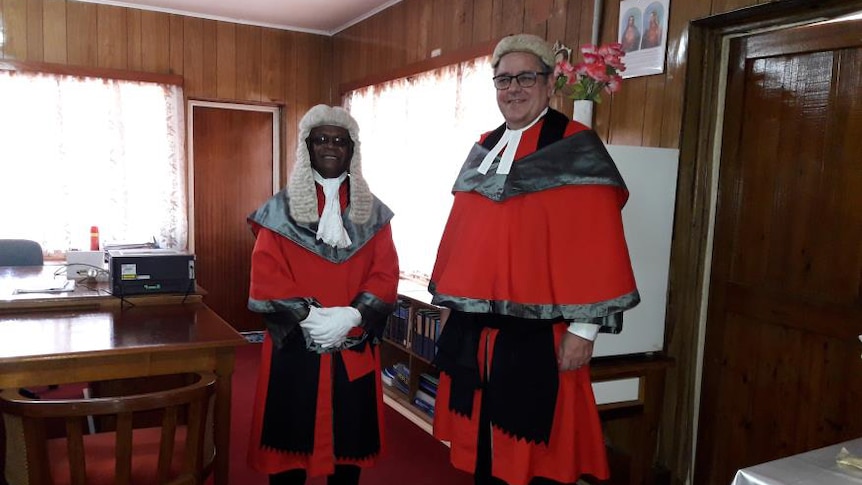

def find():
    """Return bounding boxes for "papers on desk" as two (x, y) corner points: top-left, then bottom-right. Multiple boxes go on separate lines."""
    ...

(838, 448), (862, 472)
(13, 278), (76, 294)
(732, 438), (862, 485)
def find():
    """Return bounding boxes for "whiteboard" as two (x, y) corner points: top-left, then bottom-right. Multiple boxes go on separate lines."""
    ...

(593, 144), (679, 357)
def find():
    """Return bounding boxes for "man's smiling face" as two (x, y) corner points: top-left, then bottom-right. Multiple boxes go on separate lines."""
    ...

(307, 125), (353, 179)
(494, 52), (554, 130)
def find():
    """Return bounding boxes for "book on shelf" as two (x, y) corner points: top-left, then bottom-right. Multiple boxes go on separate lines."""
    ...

(418, 373), (438, 397)
(384, 299), (411, 347)
(414, 388), (436, 407)
(412, 395), (435, 417)
(382, 362), (410, 395)
(411, 308), (441, 361)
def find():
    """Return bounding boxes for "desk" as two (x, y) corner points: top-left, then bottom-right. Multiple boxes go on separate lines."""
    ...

(732, 438), (862, 485)
(0, 266), (246, 485)
(0, 265), (205, 310)
(591, 353), (673, 485)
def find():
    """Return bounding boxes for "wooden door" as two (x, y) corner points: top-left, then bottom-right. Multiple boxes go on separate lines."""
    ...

(694, 19), (862, 485)
(192, 104), (277, 332)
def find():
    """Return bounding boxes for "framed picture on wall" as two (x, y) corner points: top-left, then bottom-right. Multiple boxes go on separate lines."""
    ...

(618, 0), (669, 78)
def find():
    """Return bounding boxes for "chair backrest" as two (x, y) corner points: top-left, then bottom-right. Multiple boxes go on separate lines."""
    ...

(0, 239), (44, 267)
(0, 372), (216, 485)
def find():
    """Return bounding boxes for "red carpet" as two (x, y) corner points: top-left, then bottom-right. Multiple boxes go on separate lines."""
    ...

(221, 342), (474, 485)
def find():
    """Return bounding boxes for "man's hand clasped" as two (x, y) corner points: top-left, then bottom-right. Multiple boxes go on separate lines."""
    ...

(299, 306), (362, 348)
(557, 332), (594, 372)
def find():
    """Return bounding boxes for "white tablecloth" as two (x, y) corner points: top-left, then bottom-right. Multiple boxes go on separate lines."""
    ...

(732, 438), (862, 485)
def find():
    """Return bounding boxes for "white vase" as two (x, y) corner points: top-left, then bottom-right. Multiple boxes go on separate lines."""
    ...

(573, 100), (594, 128)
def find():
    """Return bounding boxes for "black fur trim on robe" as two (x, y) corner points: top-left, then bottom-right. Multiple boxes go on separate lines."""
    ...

(434, 311), (560, 445)
(333, 349), (381, 459)
(261, 331), (381, 458)
(261, 331), (319, 453)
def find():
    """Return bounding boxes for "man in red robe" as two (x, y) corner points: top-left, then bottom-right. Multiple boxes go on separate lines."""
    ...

(246, 105), (399, 485)
(430, 34), (640, 485)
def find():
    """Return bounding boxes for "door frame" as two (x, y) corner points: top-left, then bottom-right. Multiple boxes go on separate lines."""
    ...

(186, 100), (281, 252)
(666, 2), (862, 483)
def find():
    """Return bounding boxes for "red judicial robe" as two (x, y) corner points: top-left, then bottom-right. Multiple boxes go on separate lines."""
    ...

(246, 180), (399, 477)
(430, 109), (639, 485)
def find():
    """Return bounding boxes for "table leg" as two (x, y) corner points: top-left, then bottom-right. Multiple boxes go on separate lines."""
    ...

(629, 368), (666, 485)
(214, 349), (236, 485)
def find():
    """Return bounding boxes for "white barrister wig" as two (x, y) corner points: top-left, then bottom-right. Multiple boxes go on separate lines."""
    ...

(492, 33), (556, 70)
(287, 104), (372, 225)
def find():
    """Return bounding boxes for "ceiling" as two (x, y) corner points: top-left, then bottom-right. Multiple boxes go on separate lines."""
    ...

(77, 0), (402, 36)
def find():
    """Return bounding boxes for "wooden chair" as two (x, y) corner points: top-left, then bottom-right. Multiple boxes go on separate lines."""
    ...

(0, 372), (216, 485)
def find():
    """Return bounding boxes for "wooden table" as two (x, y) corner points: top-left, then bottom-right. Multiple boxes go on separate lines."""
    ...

(0, 266), (246, 485)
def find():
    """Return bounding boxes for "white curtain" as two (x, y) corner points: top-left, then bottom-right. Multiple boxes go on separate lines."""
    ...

(345, 56), (501, 280)
(0, 70), (187, 254)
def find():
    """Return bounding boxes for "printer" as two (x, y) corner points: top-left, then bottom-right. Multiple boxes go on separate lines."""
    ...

(107, 249), (195, 296)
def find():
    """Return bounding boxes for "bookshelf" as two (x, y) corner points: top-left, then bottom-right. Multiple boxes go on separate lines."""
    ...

(380, 280), (673, 485)
(380, 279), (448, 435)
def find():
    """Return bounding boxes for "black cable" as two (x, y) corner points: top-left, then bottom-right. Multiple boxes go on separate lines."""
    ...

(181, 277), (195, 305)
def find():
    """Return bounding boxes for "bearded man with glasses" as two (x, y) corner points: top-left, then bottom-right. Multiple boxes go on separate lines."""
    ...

(430, 34), (640, 485)
(246, 105), (399, 485)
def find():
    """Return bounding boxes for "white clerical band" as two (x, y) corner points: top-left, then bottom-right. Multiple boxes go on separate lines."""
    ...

(477, 107), (549, 176)
(313, 171), (352, 248)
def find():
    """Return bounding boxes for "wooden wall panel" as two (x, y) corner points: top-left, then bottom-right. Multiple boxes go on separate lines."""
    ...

(367, 13), (384, 77)
(525, 0), (551, 37)
(429, 0), (447, 54)
(384, 4), (407, 72)
(415, 0), (432, 62)
(42, 0), (66, 63)
(260, 27), (285, 104)
(182, 16), (203, 94)
(215, 22), (236, 100)
(66, 1), (96, 67)
(454, 0), (475, 50)
(494, 0), (525, 39)
(281, 30), (297, 183)
(140, 11), (170, 73)
(200, 19), (218, 98)
(403, 1), (422, 64)
(169, 14), (183, 75)
(25, 0), (41, 61)
(660, 1), (711, 148)
(472, 0), (493, 43)
(236, 24), (262, 102)
(96, 5), (127, 69)
(2, 0), (28, 60)
(126, 8), (141, 71)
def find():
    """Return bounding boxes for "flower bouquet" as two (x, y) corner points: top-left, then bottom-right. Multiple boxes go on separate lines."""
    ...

(552, 41), (626, 103)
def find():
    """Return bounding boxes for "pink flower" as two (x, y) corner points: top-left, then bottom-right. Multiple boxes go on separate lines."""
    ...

(604, 75), (623, 94)
(603, 54), (625, 71)
(582, 52), (602, 65)
(584, 63), (610, 82)
(598, 43), (625, 58)
(554, 60), (577, 84)
(553, 41), (626, 102)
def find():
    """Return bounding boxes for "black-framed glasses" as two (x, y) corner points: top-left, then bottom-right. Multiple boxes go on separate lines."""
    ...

(306, 134), (351, 147)
(492, 71), (550, 90)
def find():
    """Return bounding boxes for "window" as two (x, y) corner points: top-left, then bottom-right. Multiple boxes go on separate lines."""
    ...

(0, 69), (186, 255)
(345, 56), (501, 280)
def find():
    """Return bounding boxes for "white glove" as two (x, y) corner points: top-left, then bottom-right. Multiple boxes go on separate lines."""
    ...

(299, 306), (362, 348)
